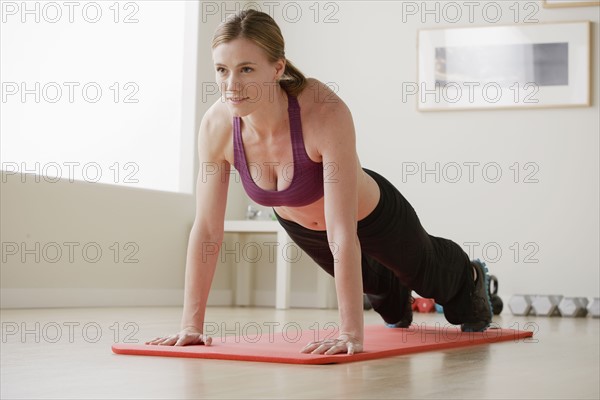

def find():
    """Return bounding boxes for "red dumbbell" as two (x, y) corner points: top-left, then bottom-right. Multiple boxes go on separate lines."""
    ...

(415, 298), (436, 313)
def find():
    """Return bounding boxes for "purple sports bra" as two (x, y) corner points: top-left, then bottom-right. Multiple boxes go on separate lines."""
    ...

(233, 92), (324, 207)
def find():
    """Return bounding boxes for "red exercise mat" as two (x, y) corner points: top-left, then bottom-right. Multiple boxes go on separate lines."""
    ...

(112, 324), (534, 365)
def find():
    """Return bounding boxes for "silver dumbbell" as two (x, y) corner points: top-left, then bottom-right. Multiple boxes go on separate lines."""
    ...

(532, 295), (563, 316)
(509, 295), (533, 316)
(558, 297), (589, 317)
(589, 298), (600, 318)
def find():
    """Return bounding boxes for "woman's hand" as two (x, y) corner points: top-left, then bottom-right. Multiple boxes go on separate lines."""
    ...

(300, 333), (363, 355)
(145, 326), (212, 347)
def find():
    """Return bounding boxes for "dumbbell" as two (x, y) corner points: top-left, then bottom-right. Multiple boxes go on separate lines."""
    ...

(488, 275), (503, 315)
(509, 295), (533, 316)
(410, 298), (442, 313)
(589, 298), (600, 318)
(414, 298), (436, 313)
(532, 295), (563, 316)
(558, 297), (589, 317)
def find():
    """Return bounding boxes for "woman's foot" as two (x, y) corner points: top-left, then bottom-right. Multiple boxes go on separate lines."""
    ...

(460, 259), (493, 332)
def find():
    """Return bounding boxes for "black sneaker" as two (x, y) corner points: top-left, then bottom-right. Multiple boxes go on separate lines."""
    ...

(461, 259), (493, 332)
(385, 295), (414, 328)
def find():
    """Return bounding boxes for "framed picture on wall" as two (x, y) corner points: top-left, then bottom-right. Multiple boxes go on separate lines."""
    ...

(543, 0), (600, 8)
(417, 21), (591, 111)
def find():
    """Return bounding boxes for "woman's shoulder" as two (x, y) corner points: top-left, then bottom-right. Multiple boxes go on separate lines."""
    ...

(295, 78), (355, 162)
(298, 78), (352, 126)
(200, 98), (233, 138)
(197, 98), (234, 161)
(299, 78), (349, 114)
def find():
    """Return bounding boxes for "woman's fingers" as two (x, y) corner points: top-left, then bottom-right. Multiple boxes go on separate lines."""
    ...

(174, 333), (212, 347)
(158, 336), (178, 346)
(345, 341), (356, 355)
(144, 337), (160, 345)
(300, 341), (324, 354)
(300, 339), (341, 355)
(145, 336), (169, 345)
(145, 333), (213, 347)
(174, 334), (192, 346)
(310, 343), (330, 354)
(301, 337), (363, 355)
(324, 341), (350, 355)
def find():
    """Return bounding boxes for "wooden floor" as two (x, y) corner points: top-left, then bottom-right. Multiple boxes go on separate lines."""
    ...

(1, 306), (598, 399)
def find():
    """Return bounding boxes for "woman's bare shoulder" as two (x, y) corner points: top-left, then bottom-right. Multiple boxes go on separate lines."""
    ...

(299, 77), (349, 116)
(299, 77), (351, 126)
(201, 98), (235, 140)
(202, 98), (233, 135)
(198, 98), (234, 161)
(297, 78), (354, 160)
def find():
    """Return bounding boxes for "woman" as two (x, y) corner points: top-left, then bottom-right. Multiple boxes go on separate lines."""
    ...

(146, 10), (493, 356)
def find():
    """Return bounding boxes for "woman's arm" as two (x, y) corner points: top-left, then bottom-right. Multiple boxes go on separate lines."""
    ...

(146, 107), (231, 346)
(180, 164), (230, 332)
(301, 88), (365, 355)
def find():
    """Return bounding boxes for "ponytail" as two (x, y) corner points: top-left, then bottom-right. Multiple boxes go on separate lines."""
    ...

(280, 58), (308, 97)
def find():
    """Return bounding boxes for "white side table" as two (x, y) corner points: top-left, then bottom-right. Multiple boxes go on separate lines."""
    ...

(223, 220), (293, 309)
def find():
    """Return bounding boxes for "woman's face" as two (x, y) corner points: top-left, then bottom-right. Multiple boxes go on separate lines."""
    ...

(212, 37), (285, 116)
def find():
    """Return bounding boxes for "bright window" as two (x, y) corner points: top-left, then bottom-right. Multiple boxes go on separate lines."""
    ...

(1, 1), (197, 194)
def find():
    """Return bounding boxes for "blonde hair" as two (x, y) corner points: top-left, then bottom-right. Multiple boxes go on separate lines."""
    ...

(211, 9), (308, 97)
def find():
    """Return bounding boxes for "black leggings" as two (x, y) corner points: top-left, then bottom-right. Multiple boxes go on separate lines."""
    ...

(273, 168), (475, 325)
